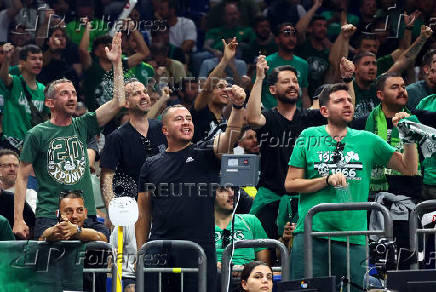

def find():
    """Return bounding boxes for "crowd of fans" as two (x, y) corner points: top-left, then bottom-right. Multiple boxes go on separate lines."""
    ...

(0, 0), (436, 291)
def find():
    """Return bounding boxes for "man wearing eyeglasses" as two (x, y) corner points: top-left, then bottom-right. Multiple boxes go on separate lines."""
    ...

(285, 83), (418, 291)
(260, 22), (311, 110)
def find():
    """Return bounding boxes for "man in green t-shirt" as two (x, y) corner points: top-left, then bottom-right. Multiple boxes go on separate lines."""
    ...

(215, 186), (269, 269)
(0, 43), (49, 151)
(13, 32), (126, 240)
(261, 23), (310, 110)
(285, 83), (418, 291)
(416, 94), (436, 199)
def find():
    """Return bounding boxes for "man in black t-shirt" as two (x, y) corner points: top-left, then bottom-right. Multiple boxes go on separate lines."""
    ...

(0, 190), (35, 239)
(100, 79), (167, 210)
(136, 83), (245, 292)
(246, 57), (325, 240)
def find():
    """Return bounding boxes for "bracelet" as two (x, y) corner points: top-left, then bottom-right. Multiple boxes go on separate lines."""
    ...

(325, 174), (331, 186)
(232, 104), (244, 109)
(342, 77), (353, 83)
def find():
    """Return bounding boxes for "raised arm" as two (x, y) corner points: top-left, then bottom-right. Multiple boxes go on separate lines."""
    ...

(95, 32), (126, 127)
(388, 25), (433, 74)
(194, 38), (238, 111)
(327, 24), (356, 83)
(339, 57), (356, 105)
(135, 191), (152, 250)
(127, 25), (150, 68)
(387, 145), (418, 176)
(295, 0), (323, 43)
(147, 87), (170, 118)
(246, 55), (268, 127)
(13, 161), (33, 239)
(213, 85), (245, 158)
(78, 19), (92, 70)
(0, 43), (14, 87)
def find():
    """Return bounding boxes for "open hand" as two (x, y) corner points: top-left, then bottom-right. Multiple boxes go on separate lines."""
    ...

(105, 31), (122, 63)
(222, 37), (238, 62)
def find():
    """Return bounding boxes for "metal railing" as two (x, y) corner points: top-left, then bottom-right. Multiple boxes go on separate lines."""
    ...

(221, 239), (289, 292)
(409, 199), (436, 270)
(304, 202), (393, 292)
(136, 240), (208, 292)
(83, 241), (117, 292)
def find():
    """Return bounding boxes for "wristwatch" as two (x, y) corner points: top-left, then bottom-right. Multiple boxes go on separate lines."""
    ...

(76, 225), (82, 236)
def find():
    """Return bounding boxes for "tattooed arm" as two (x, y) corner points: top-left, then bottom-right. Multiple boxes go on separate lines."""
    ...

(388, 25), (433, 74)
(100, 168), (115, 210)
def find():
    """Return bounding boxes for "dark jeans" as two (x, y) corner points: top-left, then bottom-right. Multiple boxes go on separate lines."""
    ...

(143, 242), (217, 292)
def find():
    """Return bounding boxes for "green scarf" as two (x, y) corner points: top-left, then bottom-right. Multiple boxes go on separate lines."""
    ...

(365, 105), (414, 191)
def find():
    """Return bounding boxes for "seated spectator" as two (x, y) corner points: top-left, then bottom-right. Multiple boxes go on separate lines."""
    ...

(0, 149), (37, 212)
(65, 0), (109, 50)
(39, 190), (109, 242)
(175, 78), (199, 111)
(207, 0), (259, 29)
(237, 127), (260, 155)
(0, 43), (49, 151)
(38, 27), (81, 91)
(151, 24), (186, 65)
(240, 16), (277, 65)
(215, 186), (269, 271)
(149, 43), (186, 88)
(0, 214), (14, 240)
(158, 0), (198, 53)
(240, 261), (273, 292)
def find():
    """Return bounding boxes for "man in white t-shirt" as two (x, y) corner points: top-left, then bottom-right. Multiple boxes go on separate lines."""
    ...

(158, 0), (197, 53)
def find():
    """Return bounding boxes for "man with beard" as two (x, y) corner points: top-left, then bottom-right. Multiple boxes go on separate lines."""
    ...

(192, 38), (238, 142)
(261, 23), (311, 110)
(285, 83), (418, 291)
(407, 49), (436, 110)
(246, 57), (325, 242)
(13, 32), (125, 240)
(100, 79), (167, 212)
(0, 43), (49, 151)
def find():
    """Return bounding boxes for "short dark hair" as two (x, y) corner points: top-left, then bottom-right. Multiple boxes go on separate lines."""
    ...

(58, 190), (84, 207)
(0, 149), (19, 160)
(353, 51), (376, 65)
(253, 15), (269, 27)
(319, 83), (349, 106)
(376, 72), (402, 91)
(357, 33), (377, 48)
(92, 35), (112, 54)
(422, 49), (436, 67)
(19, 44), (42, 60)
(267, 65), (298, 87)
(272, 22), (294, 36)
(240, 261), (272, 291)
(309, 14), (327, 26)
(161, 104), (187, 124)
(124, 77), (142, 99)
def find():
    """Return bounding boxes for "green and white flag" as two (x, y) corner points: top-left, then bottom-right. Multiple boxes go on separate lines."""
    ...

(398, 120), (436, 158)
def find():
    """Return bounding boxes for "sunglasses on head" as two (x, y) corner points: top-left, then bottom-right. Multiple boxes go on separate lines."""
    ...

(280, 28), (296, 37)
